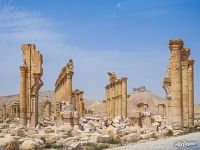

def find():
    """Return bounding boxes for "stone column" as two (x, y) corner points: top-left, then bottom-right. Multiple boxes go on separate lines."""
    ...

(31, 94), (39, 128)
(188, 59), (195, 127)
(66, 72), (73, 102)
(169, 40), (183, 129)
(3, 104), (6, 120)
(181, 48), (190, 128)
(105, 86), (108, 116)
(109, 85), (112, 117)
(44, 101), (51, 118)
(112, 83), (115, 117)
(121, 77), (128, 118)
(0, 109), (2, 118)
(20, 66), (27, 126)
(79, 91), (84, 116)
(16, 105), (19, 118)
(107, 85), (111, 116)
(115, 82), (118, 117)
(118, 80), (122, 117)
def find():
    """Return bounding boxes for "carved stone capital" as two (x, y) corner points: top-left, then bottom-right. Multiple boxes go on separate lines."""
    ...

(169, 39), (184, 50)
(181, 48), (191, 60)
(188, 59), (195, 66)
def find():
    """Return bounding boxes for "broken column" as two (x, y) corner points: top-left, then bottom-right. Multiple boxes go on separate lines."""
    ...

(169, 39), (183, 129)
(188, 59), (195, 127)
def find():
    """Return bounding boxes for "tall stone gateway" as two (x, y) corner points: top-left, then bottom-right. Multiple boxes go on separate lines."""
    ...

(55, 59), (85, 125)
(19, 44), (43, 128)
(104, 72), (128, 118)
(163, 39), (195, 129)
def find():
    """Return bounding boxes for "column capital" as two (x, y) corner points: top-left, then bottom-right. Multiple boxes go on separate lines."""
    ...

(121, 77), (128, 81)
(169, 39), (184, 50)
(188, 59), (195, 66)
(20, 65), (27, 71)
(181, 48), (191, 61)
(66, 71), (74, 78)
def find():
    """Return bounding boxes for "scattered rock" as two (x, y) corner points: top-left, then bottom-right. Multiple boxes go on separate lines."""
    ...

(0, 137), (19, 150)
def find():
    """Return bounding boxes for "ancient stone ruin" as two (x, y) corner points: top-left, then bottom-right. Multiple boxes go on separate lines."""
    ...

(163, 39), (195, 129)
(43, 100), (51, 119)
(19, 44), (43, 128)
(104, 72), (128, 118)
(0, 40), (199, 150)
(55, 59), (84, 127)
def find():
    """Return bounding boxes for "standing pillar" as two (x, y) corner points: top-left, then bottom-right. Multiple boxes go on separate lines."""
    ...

(169, 40), (183, 129)
(16, 105), (19, 118)
(31, 95), (38, 128)
(108, 86), (111, 116)
(79, 91), (84, 116)
(11, 107), (14, 118)
(105, 86), (108, 116)
(3, 105), (6, 120)
(118, 80), (122, 117)
(188, 59), (195, 127)
(181, 48), (190, 128)
(66, 72), (73, 102)
(121, 77), (128, 118)
(115, 82), (118, 117)
(112, 83), (115, 117)
(20, 66), (27, 126)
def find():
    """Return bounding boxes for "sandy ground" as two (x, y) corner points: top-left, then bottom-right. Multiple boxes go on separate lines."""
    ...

(107, 132), (200, 150)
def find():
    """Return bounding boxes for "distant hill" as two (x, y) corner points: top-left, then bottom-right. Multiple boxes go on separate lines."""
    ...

(128, 86), (166, 115)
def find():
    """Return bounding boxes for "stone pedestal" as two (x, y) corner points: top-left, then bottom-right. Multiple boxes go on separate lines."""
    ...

(61, 111), (74, 127)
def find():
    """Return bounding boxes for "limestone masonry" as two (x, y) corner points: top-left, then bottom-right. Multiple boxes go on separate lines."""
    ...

(0, 40), (198, 150)
(163, 39), (195, 129)
(19, 44), (43, 128)
(54, 59), (84, 127)
(104, 72), (128, 118)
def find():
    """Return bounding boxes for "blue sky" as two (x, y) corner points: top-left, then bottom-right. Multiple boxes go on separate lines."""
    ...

(0, 0), (200, 103)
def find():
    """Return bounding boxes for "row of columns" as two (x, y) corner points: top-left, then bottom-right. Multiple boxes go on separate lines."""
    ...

(55, 59), (74, 103)
(0, 103), (19, 120)
(163, 39), (195, 129)
(72, 89), (84, 117)
(104, 72), (128, 118)
(55, 59), (85, 118)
